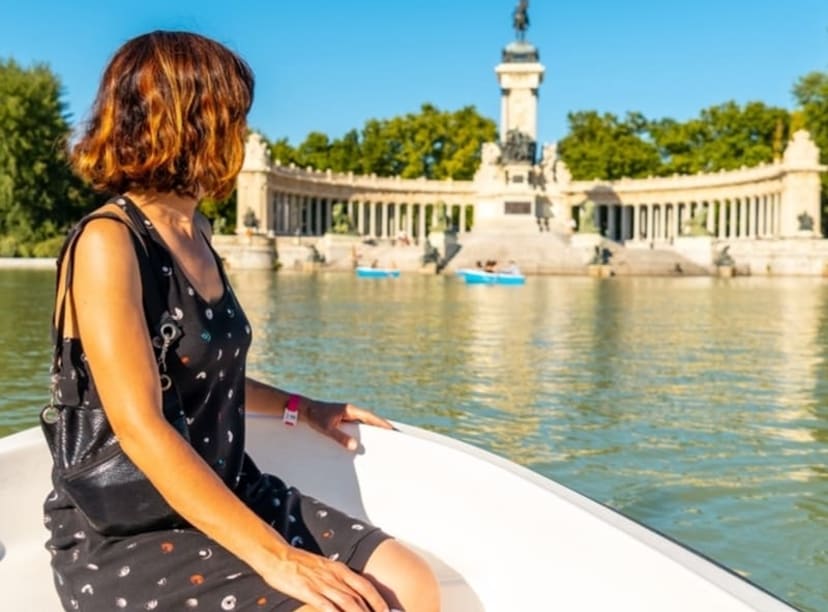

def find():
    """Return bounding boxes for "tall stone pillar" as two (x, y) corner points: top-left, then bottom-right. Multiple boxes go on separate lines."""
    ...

(496, 45), (545, 144)
(780, 130), (826, 237)
(236, 133), (272, 233)
(217, 132), (276, 269)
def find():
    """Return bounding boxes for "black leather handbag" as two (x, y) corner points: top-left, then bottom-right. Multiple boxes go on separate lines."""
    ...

(40, 205), (189, 536)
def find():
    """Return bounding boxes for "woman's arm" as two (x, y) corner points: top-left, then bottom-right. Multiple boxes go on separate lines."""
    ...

(246, 378), (395, 451)
(71, 218), (388, 612)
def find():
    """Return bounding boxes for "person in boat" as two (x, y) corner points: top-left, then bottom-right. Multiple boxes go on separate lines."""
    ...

(44, 31), (439, 612)
(500, 260), (520, 275)
(483, 260), (497, 273)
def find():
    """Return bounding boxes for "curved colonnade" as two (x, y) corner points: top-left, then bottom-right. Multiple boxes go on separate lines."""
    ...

(570, 163), (787, 245)
(242, 162), (477, 243)
(236, 131), (825, 248)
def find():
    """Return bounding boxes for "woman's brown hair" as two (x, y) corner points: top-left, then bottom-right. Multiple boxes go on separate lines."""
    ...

(73, 31), (254, 200)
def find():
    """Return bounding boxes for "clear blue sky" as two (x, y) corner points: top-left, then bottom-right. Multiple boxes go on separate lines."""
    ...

(2, 0), (827, 146)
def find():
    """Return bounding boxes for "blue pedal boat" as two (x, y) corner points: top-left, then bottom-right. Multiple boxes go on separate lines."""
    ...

(356, 266), (401, 279)
(456, 268), (525, 285)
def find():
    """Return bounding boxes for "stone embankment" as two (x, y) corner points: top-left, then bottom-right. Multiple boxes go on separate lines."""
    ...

(267, 232), (828, 277)
(268, 233), (718, 276)
(0, 258), (56, 269)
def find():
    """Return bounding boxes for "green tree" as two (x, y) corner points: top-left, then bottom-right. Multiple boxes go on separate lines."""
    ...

(265, 104), (496, 180)
(200, 191), (237, 235)
(370, 104), (496, 180)
(650, 101), (790, 174)
(0, 59), (93, 255)
(437, 105), (498, 179)
(327, 129), (361, 173)
(557, 111), (661, 180)
(269, 137), (300, 166)
(295, 131), (333, 170)
(793, 71), (828, 233)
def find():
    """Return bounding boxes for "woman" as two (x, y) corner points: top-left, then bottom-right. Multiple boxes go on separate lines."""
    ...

(44, 31), (440, 612)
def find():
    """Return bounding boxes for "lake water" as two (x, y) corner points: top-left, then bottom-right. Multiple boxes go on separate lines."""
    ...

(1, 268), (826, 611)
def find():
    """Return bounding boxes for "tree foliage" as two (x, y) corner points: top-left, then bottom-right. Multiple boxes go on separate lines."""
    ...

(0, 59), (93, 255)
(650, 101), (790, 174)
(557, 111), (660, 180)
(268, 104), (497, 180)
(557, 102), (792, 181)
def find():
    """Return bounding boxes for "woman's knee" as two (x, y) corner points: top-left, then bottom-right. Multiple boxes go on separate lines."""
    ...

(362, 539), (441, 612)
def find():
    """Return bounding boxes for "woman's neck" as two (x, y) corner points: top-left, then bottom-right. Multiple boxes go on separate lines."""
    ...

(126, 190), (200, 237)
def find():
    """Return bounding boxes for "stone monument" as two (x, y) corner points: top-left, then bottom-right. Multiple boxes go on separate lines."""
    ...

(473, 1), (570, 236)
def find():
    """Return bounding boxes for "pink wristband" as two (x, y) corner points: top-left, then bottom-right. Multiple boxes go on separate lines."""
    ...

(283, 394), (300, 427)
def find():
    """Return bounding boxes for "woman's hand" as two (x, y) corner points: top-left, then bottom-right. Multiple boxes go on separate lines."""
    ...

(260, 546), (389, 612)
(304, 400), (394, 451)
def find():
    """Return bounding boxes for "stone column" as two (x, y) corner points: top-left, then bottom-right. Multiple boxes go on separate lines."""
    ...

(272, 192), (280, 233)
(384, 203), (391, 238)
(718, 201), (726, 238)
(405, 204), (413, 238)
(417, 204), (426, 241)
(355, 202), (362, 235)
(737, 197), (747, 238)
(304, 196), (311, 235)
(368, 202), (377, 238)
(650, 205), (658, 241)
(671, 203), (680, 240)
(775, 193), (781, 237)
(620, 206), (631, 242)
(325, 199), (333, 234)
(705, 202), (715, 234)
(725, 198), (736, 238)
(279, 192), (286, 234)
(750, 196), (757, 237)
(607, 205), (617, 241)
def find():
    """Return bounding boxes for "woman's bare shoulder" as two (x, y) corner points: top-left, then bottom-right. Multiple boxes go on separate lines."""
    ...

(72, 207), (140, 286)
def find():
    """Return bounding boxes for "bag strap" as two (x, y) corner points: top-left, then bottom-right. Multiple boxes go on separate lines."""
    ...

(51, 199), (172, 375)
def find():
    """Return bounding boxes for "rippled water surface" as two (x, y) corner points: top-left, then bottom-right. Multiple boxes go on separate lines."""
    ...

(2, 269), (827, 610)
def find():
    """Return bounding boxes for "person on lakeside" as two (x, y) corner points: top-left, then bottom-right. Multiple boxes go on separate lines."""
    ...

(43, 31), (439, 612)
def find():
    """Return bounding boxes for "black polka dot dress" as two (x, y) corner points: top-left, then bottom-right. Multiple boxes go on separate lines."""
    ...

(43, 197), (390, 611)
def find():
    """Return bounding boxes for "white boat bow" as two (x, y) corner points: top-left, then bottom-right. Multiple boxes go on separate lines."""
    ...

(0, 416), (794, 610)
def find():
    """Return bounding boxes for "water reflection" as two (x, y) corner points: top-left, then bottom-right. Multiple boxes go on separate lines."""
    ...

(0, 270), (53, 436)
(1, 270), (827, 610)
